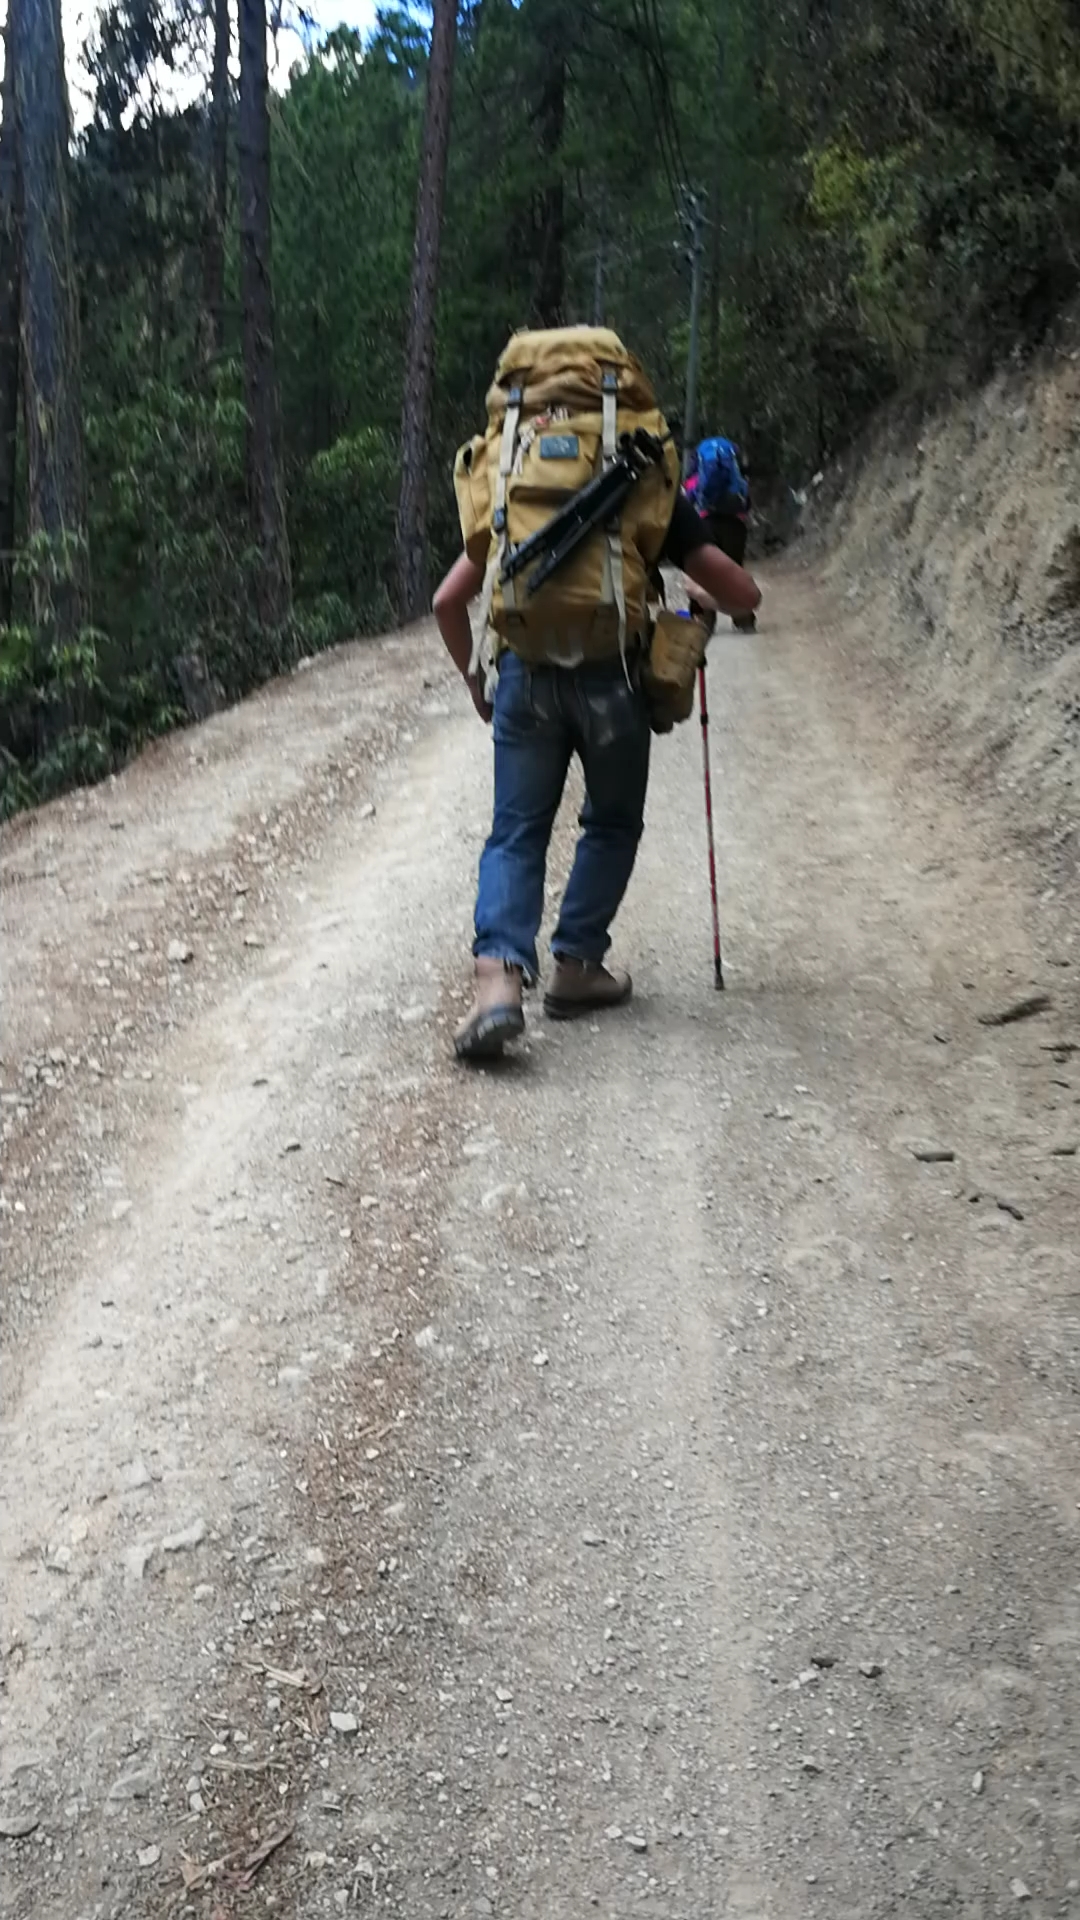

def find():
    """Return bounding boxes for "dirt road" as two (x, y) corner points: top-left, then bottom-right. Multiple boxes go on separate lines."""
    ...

(2, 567), (1078, 1920)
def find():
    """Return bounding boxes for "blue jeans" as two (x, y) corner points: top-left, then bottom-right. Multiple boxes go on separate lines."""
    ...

(474, 651), (651, 979)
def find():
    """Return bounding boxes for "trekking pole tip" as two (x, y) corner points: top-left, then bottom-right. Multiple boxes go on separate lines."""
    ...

(714, 958), (725, 991)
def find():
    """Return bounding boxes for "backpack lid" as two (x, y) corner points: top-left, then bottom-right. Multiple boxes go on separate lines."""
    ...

(697, 435), (739, 467)
(487, 325), (658, 419)
(496, 325), (633, 378)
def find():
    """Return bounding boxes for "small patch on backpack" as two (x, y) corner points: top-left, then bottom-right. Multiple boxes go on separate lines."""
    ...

(539, 434), (579, 460)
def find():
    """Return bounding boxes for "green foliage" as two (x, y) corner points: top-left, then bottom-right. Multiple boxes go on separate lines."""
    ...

(807, 141), (882, 229)
(273, 27), (420, 460)
(292, 427), (398, 628)
(7, 0), (1080, 820)
(290, 592), (359, 655)
(806, 139), (926, 364)
(15, 528), (93, 643)
(0, 617), (112, 817)
(88, 378), (248, 670)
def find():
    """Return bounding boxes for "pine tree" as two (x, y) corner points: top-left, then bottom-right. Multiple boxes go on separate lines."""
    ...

(239, 0), (292, 630)
(199, 0), (230, 363)
(0, 6), (21, 627)
(395, 0), (458, 621)
(13, 0), (90, 647)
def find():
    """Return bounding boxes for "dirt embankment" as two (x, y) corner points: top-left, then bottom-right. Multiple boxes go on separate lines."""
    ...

(804, 305), (1080, 885)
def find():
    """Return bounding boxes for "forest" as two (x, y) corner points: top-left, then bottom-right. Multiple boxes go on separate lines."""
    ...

(2, 0), (1080, 815)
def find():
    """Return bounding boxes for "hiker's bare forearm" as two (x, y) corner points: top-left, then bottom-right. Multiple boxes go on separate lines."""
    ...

(683, 545), (761, 617)
(433, 553), (492, 722)
(437, 601), (473, 679)
(433, 552), (485, 678)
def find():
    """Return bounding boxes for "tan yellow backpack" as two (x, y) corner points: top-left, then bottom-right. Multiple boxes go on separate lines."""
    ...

(453, 326), (681, 685)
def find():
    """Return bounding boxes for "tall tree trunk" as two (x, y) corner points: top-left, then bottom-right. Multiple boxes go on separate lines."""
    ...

(238, 0), (292, 631)
(591, 232), (605, 327)
(13, 0), (89, 648)
(200, 0), (230, 363)
(534, 38), (565, 326)
(0, 5), (21, 629)
(151, 84), (165, 381)
(394, 0), (458, 621)
(703, 30), (725, 435)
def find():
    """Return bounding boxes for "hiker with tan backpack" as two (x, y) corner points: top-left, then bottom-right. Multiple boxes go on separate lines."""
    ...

(433, 325), (760, 1062)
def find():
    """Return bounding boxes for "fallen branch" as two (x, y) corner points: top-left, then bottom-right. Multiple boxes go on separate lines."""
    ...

(180, 1819), (294, 1896)
(242, 1657), (322, 1694)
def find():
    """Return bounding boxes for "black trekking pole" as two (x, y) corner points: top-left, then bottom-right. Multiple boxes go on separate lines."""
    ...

(697, 663), (724, 989)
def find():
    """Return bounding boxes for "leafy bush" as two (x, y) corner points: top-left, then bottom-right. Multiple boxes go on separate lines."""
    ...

(0, 622), (114, 818)
(87, 377), (251, 696)
(292, 427), (398, 628)
(290, 592), (361, 654)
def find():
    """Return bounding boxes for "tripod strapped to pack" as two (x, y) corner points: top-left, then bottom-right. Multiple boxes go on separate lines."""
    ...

(499, 427), (672, 599)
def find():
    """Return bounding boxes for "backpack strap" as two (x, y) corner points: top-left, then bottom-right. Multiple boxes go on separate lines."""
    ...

(496, 388), (522, 615)
(601, 366), (629, 675)
(472, 384), (523, 682)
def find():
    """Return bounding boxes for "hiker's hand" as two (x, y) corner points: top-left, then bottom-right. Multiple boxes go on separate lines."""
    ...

(467, 673), (493, 724)
(682, 573), (719, 616)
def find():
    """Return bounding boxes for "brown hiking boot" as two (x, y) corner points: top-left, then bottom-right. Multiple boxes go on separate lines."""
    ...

(454, 957), (525, 1061)
(544, 956), (632, 1021)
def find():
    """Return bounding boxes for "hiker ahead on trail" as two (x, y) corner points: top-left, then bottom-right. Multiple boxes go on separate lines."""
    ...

(433, 325), (760, 1063)
(688, 436), (756, 633)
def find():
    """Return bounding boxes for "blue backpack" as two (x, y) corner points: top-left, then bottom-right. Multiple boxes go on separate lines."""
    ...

(695, 437), (749, 517)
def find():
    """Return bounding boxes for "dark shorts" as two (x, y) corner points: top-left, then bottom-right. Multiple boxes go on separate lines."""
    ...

(700, 513), (748, 567)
